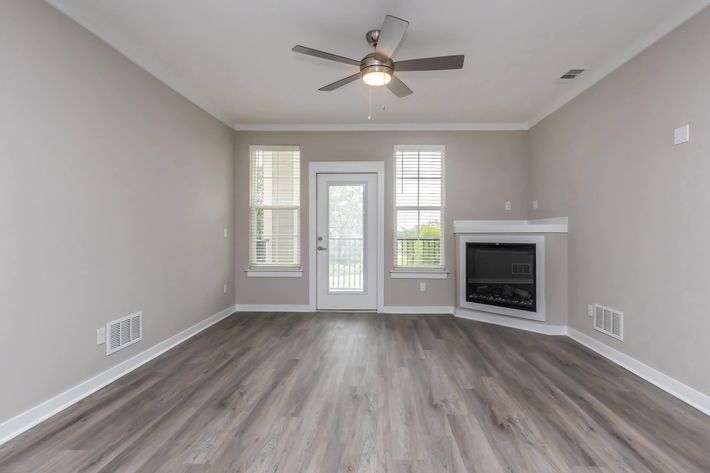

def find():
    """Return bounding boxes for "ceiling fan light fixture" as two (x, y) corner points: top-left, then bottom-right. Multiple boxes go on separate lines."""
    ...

(362, 70), (392, 86)
(360, 59), (394, 87)
(292, 14), (464, 97)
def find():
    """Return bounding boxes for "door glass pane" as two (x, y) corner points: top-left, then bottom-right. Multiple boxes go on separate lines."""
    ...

(328, 184), (364, 292)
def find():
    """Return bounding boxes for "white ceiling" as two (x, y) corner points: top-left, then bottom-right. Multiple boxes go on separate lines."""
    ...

(48, 0), (708, 129)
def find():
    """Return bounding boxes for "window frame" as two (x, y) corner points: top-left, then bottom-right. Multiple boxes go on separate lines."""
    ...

(392, 144), (446, 273)
(248, 145), (301, 271)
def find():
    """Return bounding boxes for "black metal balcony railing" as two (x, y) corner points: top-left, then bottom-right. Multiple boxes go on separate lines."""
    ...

(396, 238), (441, 267)
(255, 238), (440, 270)
(329, 237), (364, 291)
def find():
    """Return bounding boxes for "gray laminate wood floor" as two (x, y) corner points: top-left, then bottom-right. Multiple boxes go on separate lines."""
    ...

(1, 312), (708, 472)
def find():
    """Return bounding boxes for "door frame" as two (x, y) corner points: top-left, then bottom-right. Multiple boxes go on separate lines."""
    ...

(309, 161), (385, 312)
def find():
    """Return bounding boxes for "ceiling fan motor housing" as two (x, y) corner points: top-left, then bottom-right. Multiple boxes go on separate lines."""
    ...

(360, 53), (394, 77)
(365, 29), (380, 47)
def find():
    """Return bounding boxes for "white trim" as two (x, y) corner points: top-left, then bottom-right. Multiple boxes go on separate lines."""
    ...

(46, 0), (232, 127)
(246, 270), (303, 278)
(47, 1), (708, 133)
(0, 304), (237, 447)
(458, 234), (546, 322)
(248, 144), (300, 152)
(235, 304), (313, 312)
(393, 145), (446, 271)
(382, 305), (454, 314)
(454, 308), (566, 335)
(567, 328), (710, 417)
(248, 146), (301, 269)
(454, 217), (568, 234)
(308, 161), (385, 313)
(233, 122), (529, 132)
(527, 3), (709, 127)
(392, 144), (447, 152)
(390, 271), (449, 279)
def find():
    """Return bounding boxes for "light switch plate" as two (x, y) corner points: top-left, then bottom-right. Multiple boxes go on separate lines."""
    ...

(588, 304), (594, 317)
(419, 282), (426, 292)
(674, 125), (689, 145)
(533, 200), (539, 209)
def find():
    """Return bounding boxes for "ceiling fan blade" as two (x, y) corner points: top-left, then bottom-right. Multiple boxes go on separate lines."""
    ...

(375, 15), (409, 60)
(386, 75), (413, 97)
(292, 45), (360, 66)
(394, 55), (465, 71)
(319, 73), (362, 91)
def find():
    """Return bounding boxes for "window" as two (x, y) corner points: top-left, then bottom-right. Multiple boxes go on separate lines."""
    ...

(394, 145), (445, 269)
(249, 146), (300, 268)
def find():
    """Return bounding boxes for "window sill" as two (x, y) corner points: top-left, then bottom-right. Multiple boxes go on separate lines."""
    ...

(390, 270), (449, 279)
(246, 269), (303, 278)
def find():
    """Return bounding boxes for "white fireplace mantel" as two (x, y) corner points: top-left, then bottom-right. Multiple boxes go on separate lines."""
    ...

(453, 217), (568, 234)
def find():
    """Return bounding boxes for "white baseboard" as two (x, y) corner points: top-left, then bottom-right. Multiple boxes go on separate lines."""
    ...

(235, 304), (314, 312)
(0, 304), (237, 447)
(3, 304), (706, 448)
(381, 305), (454, 314)
(567, 328), (710, 417)
(236, 304), (454, 314)
(454, 308), (567, 336)
(456, 312), (709, 415)
(235, 304), (454, 315)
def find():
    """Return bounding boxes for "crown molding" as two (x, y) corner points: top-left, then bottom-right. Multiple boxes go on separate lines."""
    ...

(232, 122), (529, 132)
(46, 0), (233, 127)
(49, 0), (708, 133)
(527, 2), (710, 128)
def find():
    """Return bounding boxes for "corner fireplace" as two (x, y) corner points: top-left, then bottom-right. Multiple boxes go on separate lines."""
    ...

(466, 242), (537, 312)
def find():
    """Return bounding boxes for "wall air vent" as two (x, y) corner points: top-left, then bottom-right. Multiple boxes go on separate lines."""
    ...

(106, 312), (143, 355)
(593, 304), (623, 340)
(560, 69), (585, 79)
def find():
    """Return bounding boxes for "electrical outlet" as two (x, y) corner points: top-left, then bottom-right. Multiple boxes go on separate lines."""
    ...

(223, 228), (228, 238)
(533, 199), (539, 209)
(97, 327), (106, 345)
(505, 201), (512, 211)
(223, 283), (228, 294)
(419, 282), (426, 292)
(588, 304), (594, 317)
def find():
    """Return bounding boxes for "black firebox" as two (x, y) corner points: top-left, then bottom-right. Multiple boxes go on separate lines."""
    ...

(466, 242), (536, 312)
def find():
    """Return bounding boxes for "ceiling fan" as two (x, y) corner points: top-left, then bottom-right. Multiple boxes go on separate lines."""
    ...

(292, 14), (464, 97)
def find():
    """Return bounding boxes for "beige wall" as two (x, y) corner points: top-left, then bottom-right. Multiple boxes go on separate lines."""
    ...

(0, 0), (235, 424)
(234, 131), (530, 307)
(529, 8), (710, 394)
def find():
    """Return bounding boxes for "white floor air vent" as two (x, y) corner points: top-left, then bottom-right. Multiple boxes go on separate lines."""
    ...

(106, 312), (142, 355)
(593, 304), (623, 341)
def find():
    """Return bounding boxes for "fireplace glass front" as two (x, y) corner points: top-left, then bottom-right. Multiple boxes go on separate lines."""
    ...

(466, 242), (536, 312)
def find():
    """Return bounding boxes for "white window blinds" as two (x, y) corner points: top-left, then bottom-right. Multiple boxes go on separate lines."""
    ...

(394, 146), (445, 269)
(249, 146), (300, 268)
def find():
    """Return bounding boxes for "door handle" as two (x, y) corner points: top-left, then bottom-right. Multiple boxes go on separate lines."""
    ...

(317, 246), (328, 251)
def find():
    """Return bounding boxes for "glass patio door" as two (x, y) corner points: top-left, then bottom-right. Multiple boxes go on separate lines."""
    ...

(316, 173), (377, 310)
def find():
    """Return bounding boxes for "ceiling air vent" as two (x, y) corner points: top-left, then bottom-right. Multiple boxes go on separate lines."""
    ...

(593, 304), (623, 341)
(560, 69), (585, 79)
(106, 312), (143, 355)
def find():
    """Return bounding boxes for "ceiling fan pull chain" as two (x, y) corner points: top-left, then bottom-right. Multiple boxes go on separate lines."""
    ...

(368, 87), (372, 120)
